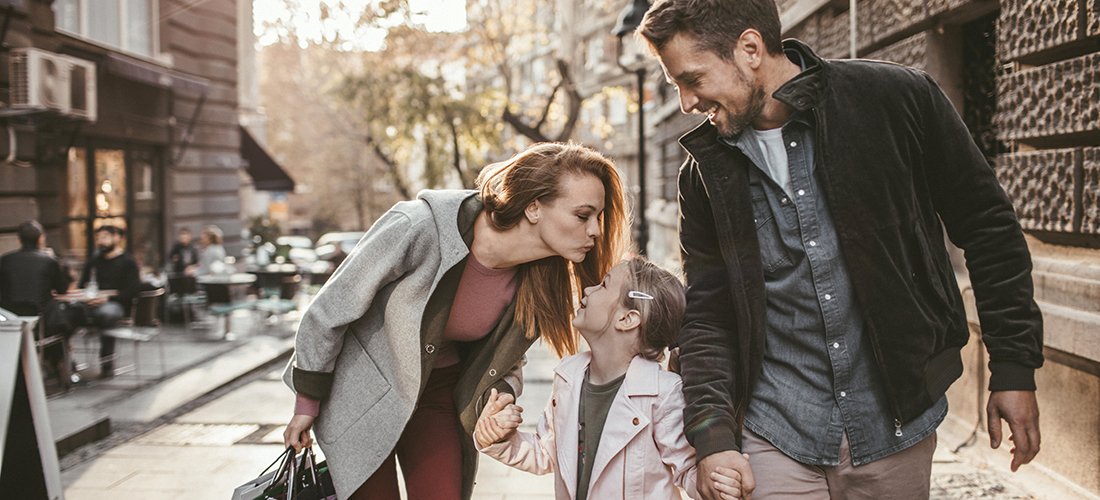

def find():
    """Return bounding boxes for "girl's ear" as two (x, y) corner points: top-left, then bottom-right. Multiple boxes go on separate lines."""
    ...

(525, 200), (541, 224)
(616, 308), (641, 332)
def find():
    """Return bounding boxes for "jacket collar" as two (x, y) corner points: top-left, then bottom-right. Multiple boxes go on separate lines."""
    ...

(417, 189), (481, 275)
(680, 38), (826, 157)
(554, 352), (661, 397)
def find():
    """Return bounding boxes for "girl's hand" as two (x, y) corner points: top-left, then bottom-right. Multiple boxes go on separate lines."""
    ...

(711, 464), (746, 499)
(474, 389), (523, 448)
(284, 414), (315, 452)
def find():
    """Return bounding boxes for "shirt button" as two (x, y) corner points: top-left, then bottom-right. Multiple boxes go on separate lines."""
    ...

(488, 368), (497, 376)
(840, 391), (847, 397)
(632, 418), (640, 425)
(824, 294), (832, 300)
(780, 197), (789, 204)
(809, 241), (817, 247)
(425, 343), (435, 354)
(790, 141), (797, 148)
(797, 189), (805, 196)
(833, 342), (840, 349)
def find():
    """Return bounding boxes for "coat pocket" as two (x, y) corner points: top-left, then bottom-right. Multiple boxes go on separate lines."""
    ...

(315, 339), (392, 443)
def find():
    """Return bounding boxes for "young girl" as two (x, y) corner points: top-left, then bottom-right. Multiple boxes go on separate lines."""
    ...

(474, 257), (742, 499)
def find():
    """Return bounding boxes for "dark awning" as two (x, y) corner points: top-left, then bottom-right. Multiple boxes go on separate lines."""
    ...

(240, 125), (295, 191)
(105, 53), (209, 94)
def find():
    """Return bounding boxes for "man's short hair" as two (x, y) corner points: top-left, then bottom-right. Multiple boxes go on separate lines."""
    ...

(18, 220), (43, 248)
(638, 0), (783, 60)
(95, 225), (124, 237)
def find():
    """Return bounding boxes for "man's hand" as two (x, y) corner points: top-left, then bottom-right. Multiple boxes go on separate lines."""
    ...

(698, 450), (754, 500)
(86, 296), (108, 306)
(283, 414), (315, 452)
(474, 388), (523, 448)
(987, 390), (1040, 472)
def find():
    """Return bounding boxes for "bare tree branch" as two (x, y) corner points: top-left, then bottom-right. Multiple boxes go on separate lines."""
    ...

(363, 134), (412, 200)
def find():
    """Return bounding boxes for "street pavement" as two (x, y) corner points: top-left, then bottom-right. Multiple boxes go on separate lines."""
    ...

(57, 334), (1079, 500)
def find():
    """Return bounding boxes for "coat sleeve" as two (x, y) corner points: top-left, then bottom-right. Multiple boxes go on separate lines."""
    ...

(477, 387), (557, 475)
(918, 73), (1044, 391)
(654, 376), (699, 499)
(678, 159), (742, 459)
(290, 208), (424, 400)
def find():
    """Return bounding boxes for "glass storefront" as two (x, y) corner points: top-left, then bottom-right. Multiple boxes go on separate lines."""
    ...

(63, 144), (163, 275)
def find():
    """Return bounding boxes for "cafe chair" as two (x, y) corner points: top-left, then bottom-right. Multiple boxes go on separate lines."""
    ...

(100, 288), (167, 381)
(253, 274), (302, 325)
(31, 315), (74, 390)
(167, 275), (207, 331)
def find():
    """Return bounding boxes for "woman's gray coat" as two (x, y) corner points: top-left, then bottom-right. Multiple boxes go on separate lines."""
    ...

(283, 190), (535, 499)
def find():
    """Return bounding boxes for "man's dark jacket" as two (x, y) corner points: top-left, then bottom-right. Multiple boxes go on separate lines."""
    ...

(0, 247), (69, 316)
(676, 40), (1044, 460)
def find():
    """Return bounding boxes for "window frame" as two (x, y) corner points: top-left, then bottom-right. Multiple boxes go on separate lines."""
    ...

(53, 0), (161, 60)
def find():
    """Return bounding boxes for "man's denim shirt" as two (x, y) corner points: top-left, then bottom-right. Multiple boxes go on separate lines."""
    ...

(719, 53), (946, 466)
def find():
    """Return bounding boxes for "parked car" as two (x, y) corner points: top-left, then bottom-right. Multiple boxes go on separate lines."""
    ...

(277, 235), (317, 266)
(314, 231), (365, 261)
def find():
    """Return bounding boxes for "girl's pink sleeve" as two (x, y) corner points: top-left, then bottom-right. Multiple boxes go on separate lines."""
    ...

(295, 393), (321, 417)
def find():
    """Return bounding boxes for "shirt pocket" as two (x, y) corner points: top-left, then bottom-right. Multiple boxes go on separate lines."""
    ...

(752, 194), (792, 273)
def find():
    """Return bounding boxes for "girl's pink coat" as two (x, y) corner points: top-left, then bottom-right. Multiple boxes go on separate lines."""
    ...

(478, 352), (698, 499)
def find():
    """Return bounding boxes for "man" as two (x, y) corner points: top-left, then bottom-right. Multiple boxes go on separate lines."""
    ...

(0, 221), (72, 374)
(167, 227), (199, 275)
(78, 225), (141, 378)
(637, 1), (1043, 499)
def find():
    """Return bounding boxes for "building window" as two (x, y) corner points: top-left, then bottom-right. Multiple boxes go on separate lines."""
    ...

(64, 144), (163, 275)
(54, 0), (155, 57)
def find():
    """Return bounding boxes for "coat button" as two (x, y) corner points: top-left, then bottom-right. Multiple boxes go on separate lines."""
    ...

(425, 344), (435, 354)
(552, 399), (556, 407)
(632, 417), (639, 425)
(489, 368), (497, 376)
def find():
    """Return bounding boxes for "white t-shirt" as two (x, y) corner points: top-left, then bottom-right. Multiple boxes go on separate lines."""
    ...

(747, 127), (792, 196)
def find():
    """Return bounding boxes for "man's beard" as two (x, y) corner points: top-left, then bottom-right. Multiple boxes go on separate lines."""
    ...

(715, 85), (767, 138)
(98, 243), (116, 253)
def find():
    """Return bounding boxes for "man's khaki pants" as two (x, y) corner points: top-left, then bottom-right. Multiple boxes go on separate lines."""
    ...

(743, 427), (936, 499)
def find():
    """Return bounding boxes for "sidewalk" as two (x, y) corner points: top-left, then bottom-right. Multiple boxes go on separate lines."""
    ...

(56, 332), (1085, 499)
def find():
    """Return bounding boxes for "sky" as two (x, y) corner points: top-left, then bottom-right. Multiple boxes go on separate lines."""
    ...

(253, 0), (468, 51)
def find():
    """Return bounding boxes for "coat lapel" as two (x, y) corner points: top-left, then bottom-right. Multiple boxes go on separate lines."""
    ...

(552, 353), (589, 500)
(587, 356), (659, 494)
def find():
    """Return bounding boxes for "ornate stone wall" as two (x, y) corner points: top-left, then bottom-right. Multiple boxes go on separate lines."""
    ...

(866, 32), (927, 70)
(1084, 147), (1100, 233)
(995, 52), (1100, 141)
(999, 0), (1081, 62)
(1091, 0), (1100, 37)
(996, 149), (1078, 232)
(785, 9), (850, 60)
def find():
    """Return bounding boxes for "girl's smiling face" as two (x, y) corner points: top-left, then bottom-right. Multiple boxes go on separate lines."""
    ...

(573, 262), (630, 336)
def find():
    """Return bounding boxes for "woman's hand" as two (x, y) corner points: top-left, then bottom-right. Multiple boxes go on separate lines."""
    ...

(284, 414), (316, 452)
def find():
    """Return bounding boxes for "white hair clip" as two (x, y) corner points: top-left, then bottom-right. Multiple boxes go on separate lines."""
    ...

(628, 290), (654, 300)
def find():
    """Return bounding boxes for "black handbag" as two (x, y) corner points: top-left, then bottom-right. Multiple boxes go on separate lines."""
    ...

(291, 448), (337, 500)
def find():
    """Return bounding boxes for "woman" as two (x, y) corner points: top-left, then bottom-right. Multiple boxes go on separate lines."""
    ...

(192, 225), (226, 276)
(282, 142), (629, 500)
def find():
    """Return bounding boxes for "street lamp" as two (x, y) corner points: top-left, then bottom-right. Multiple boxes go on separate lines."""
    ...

(613, 0), (650, 256)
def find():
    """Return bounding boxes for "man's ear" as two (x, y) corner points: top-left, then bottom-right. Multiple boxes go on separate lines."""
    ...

(616, 309), (642, 332)
(737, 29), (766, 70)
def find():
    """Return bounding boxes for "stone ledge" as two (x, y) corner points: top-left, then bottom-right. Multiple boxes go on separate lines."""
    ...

(1037, 300), (1100, 364)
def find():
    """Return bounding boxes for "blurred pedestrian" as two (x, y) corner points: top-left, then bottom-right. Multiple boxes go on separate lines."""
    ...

(76, 225), (141, 378)
(194, 225), (227, 276)
(167, 227), (199, 276)
(282, 142), (630, 500)
(0, 220), (72, 376)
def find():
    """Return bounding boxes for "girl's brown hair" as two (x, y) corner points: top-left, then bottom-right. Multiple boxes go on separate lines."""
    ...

(478, 142), (629, 357)
(619, 257), (686, 362)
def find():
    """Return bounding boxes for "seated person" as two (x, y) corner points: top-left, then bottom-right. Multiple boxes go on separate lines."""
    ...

(167, 227), (199, 276)
(76, 225), (141, 378)
(0, 220), (72, 375)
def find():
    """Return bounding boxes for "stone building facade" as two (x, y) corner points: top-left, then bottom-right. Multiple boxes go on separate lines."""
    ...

(0, 0), (245, 276)
(644, 0), (1100, 495)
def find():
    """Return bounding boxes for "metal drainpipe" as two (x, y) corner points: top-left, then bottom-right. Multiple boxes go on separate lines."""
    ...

(849, 0), (858, 59)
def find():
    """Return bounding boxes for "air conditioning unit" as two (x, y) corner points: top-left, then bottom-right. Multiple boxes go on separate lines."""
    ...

(9, 48), (97, 122)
